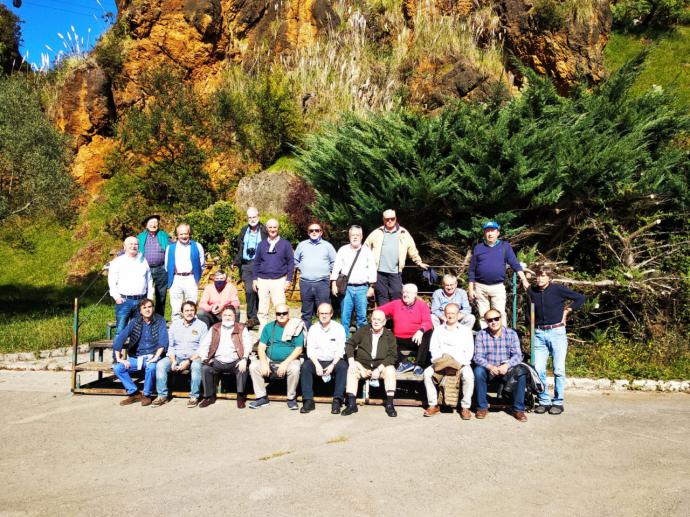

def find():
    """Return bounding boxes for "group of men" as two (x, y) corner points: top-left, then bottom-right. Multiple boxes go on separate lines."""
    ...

(107, 208), (585, 420)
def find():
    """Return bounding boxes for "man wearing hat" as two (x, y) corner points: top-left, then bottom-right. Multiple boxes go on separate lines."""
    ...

(137, 215), (170, 317)
(468, 221), (529, 328)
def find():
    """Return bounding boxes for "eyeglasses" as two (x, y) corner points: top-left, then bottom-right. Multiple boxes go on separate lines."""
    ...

(384, 217), (396, 222)
(276, 311), (289, 316)
(486, 316), (501, 323)
(308, 228), (321, 233)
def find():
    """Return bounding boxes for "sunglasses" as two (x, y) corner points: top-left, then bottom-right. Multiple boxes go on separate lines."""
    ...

(276, 311), (289, 316)
(384, 217), (396, 222)
(308, 228), (321, 233)
(486, 316), (501, 323)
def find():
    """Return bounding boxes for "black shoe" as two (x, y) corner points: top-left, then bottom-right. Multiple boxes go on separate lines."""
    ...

(331, 398), (342, 415)
(534, 404), (551, 414)
(385, 404), (397, 418)
(341, 395), (358, 416)
(549, 405), (564, 415)
(300, 399), (316, 414)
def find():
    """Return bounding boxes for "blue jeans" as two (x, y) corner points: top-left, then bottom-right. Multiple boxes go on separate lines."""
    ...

(156, 357), (202, 398)
(114, 298), (140, 338)
(300, 359), (348, 400)
(300, 278), (331, 329)
(340, 285), (369, 338)
(533, 326), (568, 406)
(112, 356), (157, 396)
(474, 365), (526, 411)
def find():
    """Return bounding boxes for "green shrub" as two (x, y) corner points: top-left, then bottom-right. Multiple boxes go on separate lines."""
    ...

(184, 201), (237, 258)
(531, 0), (567, 31)
(0, 4), (21, 75)
(93, 19), (128, 79)
(612, 0), (690, 29)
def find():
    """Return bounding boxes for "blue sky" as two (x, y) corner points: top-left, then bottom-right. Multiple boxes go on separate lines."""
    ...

(3, 0), (117, 70)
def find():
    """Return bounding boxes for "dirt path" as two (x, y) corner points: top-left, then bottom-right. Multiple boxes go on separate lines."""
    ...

(0, 371), (688, 516)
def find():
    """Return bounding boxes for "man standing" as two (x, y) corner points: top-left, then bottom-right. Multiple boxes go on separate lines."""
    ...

(378, 283), (433, 376)
(153, 301), (207, 407)
(430, 274), (475, 328)
(252, 219), (294, 330)
(423, 303), (474, 419)
(165, 223), (205, 321)
(248, 304), (304, 410)
(342, 310), (398, 417)
(232, 207), (267, 329)
(137, 215), (170, 316)
(330, 225), (377, 338)
(473, 309), (528, 422)
(364, 209), (429, 305)
(294, 222), (336, 328)
(108, 236), (154, 338)
(196, 270), (241, 328)
(197, 306), (252, 409)
(300, 303), (348, 414)
(528, 265), (585, 415)
(112, 299), (168, 406)
(468, 221), (529, 328)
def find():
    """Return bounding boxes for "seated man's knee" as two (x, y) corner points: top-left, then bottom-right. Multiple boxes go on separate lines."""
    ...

(146, 361), (157, 372)
(113, 362), (126, 374)
(191, 360), (202, 373)
(423, 366), (434, 380)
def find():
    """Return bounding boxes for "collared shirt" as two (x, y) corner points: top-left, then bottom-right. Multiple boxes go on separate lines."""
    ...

(143, 232), (165, 267)
(306, 320), (346, 362)
(294, 239), (337, 281)
(165, 240), (205, 274)
(330, 244), (377, 285)
(371, 329), (383, 359)
(168, 317), (208, 360)
(242, 226), (262, 261)
(259, 321), (304, 361)
(378, 228), (400, 274)
(198, 324), (252, 363)
(473, 327), (523, 368)
(108, 253), (153, 300)
(430, 288), (472, 319)
(429, 323), (474, 366)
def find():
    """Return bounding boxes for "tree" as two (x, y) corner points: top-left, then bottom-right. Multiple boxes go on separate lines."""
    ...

(0, 4), (22, 75)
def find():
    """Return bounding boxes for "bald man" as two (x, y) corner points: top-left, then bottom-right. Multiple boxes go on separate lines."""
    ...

(232, 207), (267, 329)
(165, 223), (205, 321)
(108, 236), (154, 338)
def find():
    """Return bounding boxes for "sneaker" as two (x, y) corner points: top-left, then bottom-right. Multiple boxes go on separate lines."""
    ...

(151, 396), (168, 407)
(424, 405), (440, 417)
(119, 392), (143, 406)
(396, 361), (414, 374)
(413, 366), (424, 376)
(534, 404), (551, 414)
(549, 405), (564, 415)
(287, 398), (299, 410)
(140, 395), (153, 407)
(187, 398), (199, 408)
(249, 396), (270, 409)
(300, 399), (315, 413)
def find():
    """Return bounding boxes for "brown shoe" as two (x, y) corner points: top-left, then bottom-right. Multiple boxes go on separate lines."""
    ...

(236, 393), (246, 409)
(140, 395), (153, 407)
(120, 392), (143, 406)
(423, 405), (440, 417)
(476, 408), (488, 419)
(460, 408), (472, 420)
(199, 397), (216, 408)
(513, 410), (528, 422)
(187, 398), (199, 408)
(151, 396), (167, 407)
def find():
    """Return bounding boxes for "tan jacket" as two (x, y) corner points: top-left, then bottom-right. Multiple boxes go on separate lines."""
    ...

(364, 226), (423, 273)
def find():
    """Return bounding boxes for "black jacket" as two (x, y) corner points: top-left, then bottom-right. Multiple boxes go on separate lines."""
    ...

(346, 325), (397, 369)
(502, 362), (545, 396)
(232, 223), (268, 267)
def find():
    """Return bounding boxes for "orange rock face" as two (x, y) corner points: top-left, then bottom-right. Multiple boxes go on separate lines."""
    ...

(71, 135), (116, 195)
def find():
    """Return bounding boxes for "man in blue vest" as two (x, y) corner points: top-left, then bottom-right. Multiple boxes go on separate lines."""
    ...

(165, 223), (205, 321)
(137, 215), (170, 317)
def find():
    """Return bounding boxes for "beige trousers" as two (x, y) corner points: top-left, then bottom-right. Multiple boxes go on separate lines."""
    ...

(475, 282), (507, 328)
(257, 277), (287, 330)
(249, 358), (301, 399)
(346, 363), (396, 395)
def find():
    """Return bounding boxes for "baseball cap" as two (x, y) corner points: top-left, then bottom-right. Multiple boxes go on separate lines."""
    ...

(482, 220), (500, 230)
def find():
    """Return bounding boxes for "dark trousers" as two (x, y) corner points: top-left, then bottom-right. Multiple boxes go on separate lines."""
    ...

(474, 365), (527, 411)
(201, 359), (248, 398)
(300, 278), (331, 329)
(396, 330), (433, 368)
(241, 262), (258, 320)
(150, 265), (168, 317)
(300, 359), (347, 400)
(375, 271), (402, 306)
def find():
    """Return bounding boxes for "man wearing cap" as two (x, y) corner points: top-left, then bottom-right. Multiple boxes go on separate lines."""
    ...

(423, 303), (474, 419)
(165, 223), (205, 321)
(527, 265), (585, 415)
(430, 274), (475, 328)
(196, 270), (241, 328)
(294, 222), (337, 329)
(137, 215), (170, 317)
(473, 308), (528, 422)
(108, 236), (154, 338)
(232, 207), (267, 329)
(468, 221), (529, 328)
(364, 209), (429, 306)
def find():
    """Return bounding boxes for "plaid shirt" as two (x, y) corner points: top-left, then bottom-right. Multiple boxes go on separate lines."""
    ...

(473, 327), (523, 368)
(143, 232), (166, 267)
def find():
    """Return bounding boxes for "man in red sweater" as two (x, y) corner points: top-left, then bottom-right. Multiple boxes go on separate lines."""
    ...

(378, 283), (433, 376)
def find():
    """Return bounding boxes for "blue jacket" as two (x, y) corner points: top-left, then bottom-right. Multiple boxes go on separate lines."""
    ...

(113, 314), (168, 357)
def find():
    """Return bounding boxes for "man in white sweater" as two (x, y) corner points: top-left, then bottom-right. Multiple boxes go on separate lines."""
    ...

(423, 303), (475, 419)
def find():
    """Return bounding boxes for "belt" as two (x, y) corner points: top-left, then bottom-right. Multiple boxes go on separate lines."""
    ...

(148, 263), (165, 268)
(537, 322), (565, 330)
(241, 259), (254, 265)
(175, 272), (193, 276)
(348, 283), (368, 287)
(121, 294), (146, 300)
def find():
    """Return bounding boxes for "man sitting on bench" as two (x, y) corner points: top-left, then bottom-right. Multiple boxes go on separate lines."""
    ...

(153, 301), (207, 408)
(112, 299), (168, 406)
(473, 309), (527, 422)
(342, 310), (398, 417)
